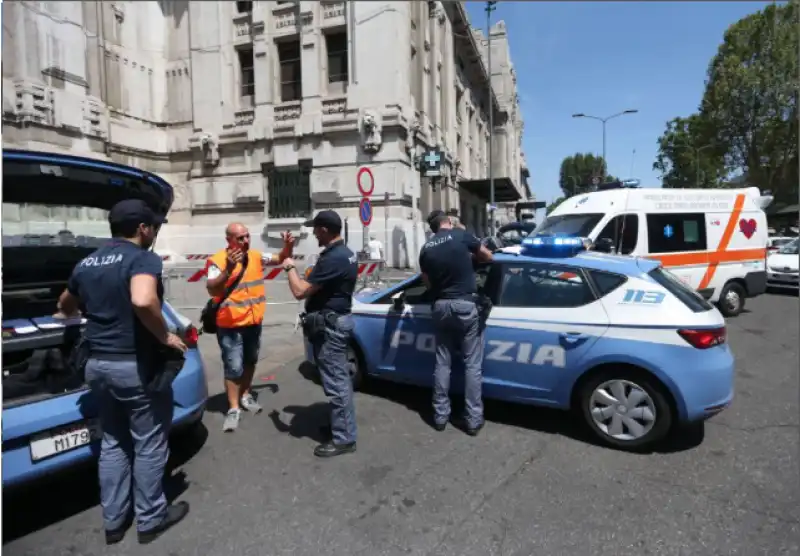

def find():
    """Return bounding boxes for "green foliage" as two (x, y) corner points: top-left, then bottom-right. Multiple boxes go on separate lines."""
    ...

(558, 153), (618, 197)
(653, 115), (727, 188)
(654, 1), (798, 202)
(546, 196), (566, 214)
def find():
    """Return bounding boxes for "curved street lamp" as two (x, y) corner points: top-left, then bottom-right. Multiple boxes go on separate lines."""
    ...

(572, 110), (639, 164)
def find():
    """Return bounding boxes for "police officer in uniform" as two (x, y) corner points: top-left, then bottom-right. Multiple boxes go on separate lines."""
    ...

(281, 210), (359, 458)
(419, 210), (494, 435)
(56, 199), (189, 545)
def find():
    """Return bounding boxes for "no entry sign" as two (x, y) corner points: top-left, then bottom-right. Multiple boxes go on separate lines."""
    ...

(357, 167), (374, 197)
(359, 197), (373, 226)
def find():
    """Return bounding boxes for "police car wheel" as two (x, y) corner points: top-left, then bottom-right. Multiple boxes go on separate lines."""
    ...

(717, 282), (746, 317)
(347, 344), (365, 391)
(578, 371), (672, 451)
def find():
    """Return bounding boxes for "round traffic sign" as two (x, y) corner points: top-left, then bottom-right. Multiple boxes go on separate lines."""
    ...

(357, 167), (374, 197)
(359, 197), (373, 226)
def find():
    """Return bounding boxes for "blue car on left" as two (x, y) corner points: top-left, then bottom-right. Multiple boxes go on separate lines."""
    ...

(2, 149), (208, 489)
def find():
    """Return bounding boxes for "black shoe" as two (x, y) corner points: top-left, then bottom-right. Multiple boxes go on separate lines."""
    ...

(433, 421), (447, 432)
(137, 502), (190, 545)
(465, 421), (485, 437)
(313, 441), (356, 458)
(105, 515), (133, 545)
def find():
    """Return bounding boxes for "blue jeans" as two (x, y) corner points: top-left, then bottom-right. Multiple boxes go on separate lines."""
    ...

(85, 357), (172, 532)
(217, 325), (262, 380)
(431, 299), (485, 429)
(310, 313), (357, 445)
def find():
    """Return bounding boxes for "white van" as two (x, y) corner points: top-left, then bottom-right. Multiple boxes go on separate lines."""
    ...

(538, 186), (772, 317)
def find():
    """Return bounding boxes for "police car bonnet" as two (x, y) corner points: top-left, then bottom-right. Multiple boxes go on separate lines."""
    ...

(2, 150), (174, 320)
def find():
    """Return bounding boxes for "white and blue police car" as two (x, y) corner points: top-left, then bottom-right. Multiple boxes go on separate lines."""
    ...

(303, 235), (734, 451)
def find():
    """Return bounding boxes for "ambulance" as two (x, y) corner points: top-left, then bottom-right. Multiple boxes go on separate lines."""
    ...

(537, 185), (772, 317)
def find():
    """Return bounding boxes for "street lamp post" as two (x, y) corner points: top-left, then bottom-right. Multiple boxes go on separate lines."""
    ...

(572, 110), (639, 172)
(486, 1), (497, 236)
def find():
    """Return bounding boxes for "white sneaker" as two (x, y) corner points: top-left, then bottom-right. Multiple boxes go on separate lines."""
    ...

(241, 393), (263, 414)
(223, 409), (241, 432)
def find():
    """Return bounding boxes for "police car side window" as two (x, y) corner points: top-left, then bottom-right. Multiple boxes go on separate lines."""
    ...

(588, 270), (628, 297)
(497, 264), (594, 308)
(646, 213), (707, 254)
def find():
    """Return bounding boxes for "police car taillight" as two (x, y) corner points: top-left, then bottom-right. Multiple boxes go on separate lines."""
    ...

(678, 327), (726, 349)
(520, 235), (589, 258)
(183, 325), (199, 348)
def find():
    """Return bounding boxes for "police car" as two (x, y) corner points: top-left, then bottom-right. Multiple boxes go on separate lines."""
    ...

(304, 235), (734, 451)
(2, 149), (208, 488)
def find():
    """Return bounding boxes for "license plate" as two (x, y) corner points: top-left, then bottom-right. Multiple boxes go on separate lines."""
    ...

(29, 420), (101, 462)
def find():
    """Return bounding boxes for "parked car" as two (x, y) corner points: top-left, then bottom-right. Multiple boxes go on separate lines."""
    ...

(2, 149), (208, 489)
(303, 235), (734, 451)
(766, 237), (799, 291)
(767, 236), (795, 254)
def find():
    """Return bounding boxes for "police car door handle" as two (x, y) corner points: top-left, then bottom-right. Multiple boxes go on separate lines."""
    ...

(560, 332), (586, 344)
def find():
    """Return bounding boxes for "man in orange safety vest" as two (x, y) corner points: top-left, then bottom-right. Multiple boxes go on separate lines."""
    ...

(205, 222), (294, 432)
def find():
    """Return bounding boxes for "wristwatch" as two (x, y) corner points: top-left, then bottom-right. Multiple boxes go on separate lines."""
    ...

(284, 265), (295, 272)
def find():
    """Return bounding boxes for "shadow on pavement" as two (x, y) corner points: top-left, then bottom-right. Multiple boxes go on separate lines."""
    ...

(2, 422), (209, 545)
(297, 362), (704, 455)
(206, 383), (279, 415)
(268, 403), (331, 444)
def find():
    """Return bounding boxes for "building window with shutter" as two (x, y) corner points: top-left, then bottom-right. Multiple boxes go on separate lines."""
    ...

(325, 32), (348, 95)
(236, 1), (252, 13)
(267, 164), (311, 219)
(278, 39), (302, 102)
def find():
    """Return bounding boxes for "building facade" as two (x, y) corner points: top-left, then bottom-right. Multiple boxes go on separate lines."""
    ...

(2, 0), (530, 267)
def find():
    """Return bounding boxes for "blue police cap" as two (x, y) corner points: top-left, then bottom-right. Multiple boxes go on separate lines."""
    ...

(108, 199), (165, 227)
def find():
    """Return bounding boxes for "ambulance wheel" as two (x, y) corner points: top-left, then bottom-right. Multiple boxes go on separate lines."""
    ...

(347, 344), (366, 391)
(577, 368), (672, 452)
(718, 282), (746, 317)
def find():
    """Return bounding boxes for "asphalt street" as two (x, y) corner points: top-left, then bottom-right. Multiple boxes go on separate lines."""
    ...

(3, 292), (798, 556)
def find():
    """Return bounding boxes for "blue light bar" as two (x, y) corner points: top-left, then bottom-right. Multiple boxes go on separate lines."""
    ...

(521, 235), (588, 258)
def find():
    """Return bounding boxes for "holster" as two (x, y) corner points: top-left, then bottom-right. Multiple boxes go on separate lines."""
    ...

(300, 310), (339, 340)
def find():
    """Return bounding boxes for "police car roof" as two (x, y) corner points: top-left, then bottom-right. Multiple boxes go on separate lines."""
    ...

(492, 250), (661, 275)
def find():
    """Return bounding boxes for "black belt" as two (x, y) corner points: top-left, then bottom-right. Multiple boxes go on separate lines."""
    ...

(90, 352), (137, 361)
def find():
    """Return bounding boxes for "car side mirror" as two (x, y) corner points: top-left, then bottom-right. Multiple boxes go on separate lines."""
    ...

(392, 291), (406, 310)
(594, 237), (615, 253)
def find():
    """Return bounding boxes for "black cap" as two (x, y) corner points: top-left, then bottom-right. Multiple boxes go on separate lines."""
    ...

(108, 199), (165, 228)
(303, 210), (342, 232)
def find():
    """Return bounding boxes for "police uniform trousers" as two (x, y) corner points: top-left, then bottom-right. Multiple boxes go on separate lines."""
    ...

(85, 356), (172, 533)
(431, 298), (485, 429)
(309, 313), (357, 444)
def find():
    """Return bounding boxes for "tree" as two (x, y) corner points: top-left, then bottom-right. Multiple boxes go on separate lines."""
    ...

(654, 1), (798, 201)
(546, 196), (566, 214)
(653, 115), (727, 188)
(558, 153), (618, 197)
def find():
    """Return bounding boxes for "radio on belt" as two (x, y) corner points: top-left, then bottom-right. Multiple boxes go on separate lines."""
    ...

(520, 235), (589, 258)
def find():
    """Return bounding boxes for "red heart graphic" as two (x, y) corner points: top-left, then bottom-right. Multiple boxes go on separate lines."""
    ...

(739, 218), (757, 239)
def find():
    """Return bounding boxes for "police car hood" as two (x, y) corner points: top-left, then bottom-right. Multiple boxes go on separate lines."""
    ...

(2, 149), (173, 321)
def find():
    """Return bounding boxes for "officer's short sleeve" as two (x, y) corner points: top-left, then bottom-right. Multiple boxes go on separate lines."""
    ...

(307, 255), (338, 286)
(130, 251), (163, 278)
(462, 231), (481, 253)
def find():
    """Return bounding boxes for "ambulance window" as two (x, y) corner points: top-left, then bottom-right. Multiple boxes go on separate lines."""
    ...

(497, 263), (594, 308)
(535, 214), (603, 237)
(595, 215), (638, 254)
(646, 213), (707, 254)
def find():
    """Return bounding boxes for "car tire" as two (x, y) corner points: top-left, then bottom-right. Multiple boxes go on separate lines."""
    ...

(577, 369), (673, 451)
(347, 344), (366, 391)
(717, 281), (746, 317)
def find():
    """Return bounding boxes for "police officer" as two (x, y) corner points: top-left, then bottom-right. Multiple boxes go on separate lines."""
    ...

(55, 199), (189, 545)
(281, 210), (359, 458)
(419, 210), (494, 435)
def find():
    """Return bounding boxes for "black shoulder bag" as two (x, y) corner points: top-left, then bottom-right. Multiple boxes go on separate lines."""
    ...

(200, 256), (248, 334)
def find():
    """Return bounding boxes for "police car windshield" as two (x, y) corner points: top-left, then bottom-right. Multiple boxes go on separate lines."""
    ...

(534, 213), (603, 237)
(2, 202), (110, 248)
(777, 238), (798, 255)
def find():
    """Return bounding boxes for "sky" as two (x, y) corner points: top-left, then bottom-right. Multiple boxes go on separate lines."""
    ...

(464, 0), (771, 213)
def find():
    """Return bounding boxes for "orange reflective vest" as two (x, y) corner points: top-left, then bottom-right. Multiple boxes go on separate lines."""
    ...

(208, 249), (266, 328)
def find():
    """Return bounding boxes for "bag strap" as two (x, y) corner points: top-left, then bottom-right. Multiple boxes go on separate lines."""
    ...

(217, 255), (249, 304)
